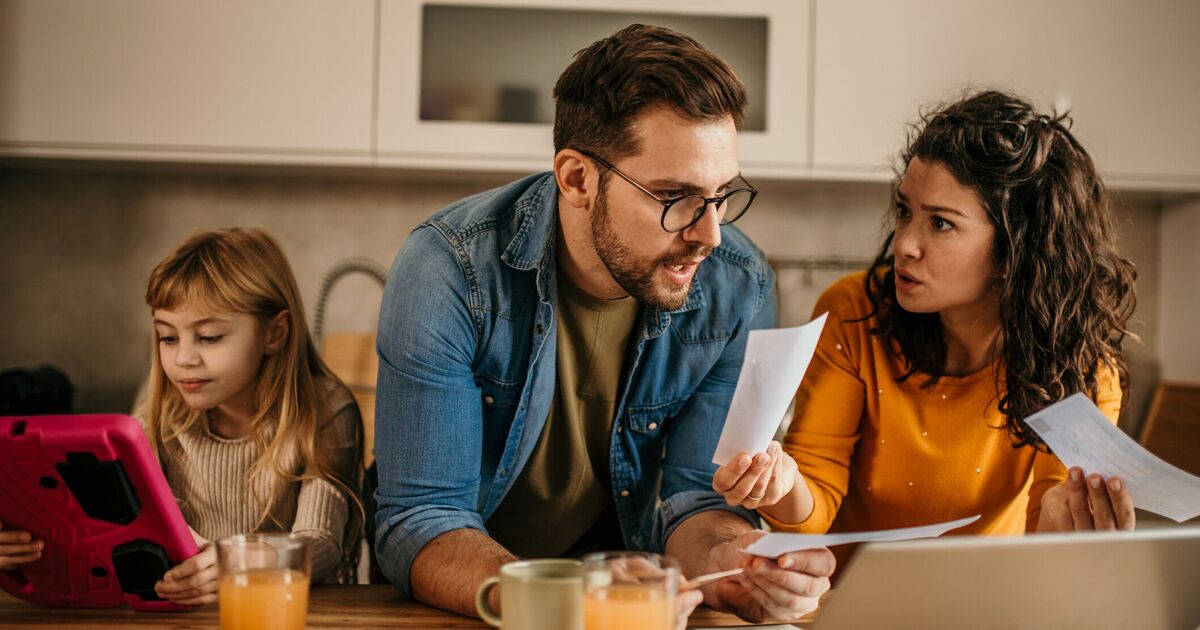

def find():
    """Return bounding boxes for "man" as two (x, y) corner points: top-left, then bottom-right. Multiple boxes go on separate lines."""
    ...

(374, 24), (833, 624)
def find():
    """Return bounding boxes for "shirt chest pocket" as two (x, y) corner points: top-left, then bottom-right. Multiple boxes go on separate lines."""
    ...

(478, 376), (522, 415)
(477, 376), (523, 470)
(624, 398), (688, 436)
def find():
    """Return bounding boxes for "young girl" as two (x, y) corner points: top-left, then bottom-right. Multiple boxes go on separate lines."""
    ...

(713, 90), (1138, 574)
(138, 227), (364, 605)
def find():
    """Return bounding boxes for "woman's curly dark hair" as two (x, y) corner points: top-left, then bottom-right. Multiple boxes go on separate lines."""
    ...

(863, 89), (1137, 449)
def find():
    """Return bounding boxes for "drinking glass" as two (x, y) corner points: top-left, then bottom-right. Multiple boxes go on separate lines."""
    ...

(217, 534), (311, 630)
(582, 551), (679, 630)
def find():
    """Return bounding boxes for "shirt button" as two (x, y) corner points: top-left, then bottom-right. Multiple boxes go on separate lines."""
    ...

(616, 425), (623, 433)
(535, 324), (544, 334)
(647, 422), (658, 431)
(483, 395), (495, 405)
(619, 489), (631, 497)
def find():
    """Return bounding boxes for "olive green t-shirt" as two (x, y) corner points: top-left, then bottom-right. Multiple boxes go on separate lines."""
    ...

(487, 267), (642, 557)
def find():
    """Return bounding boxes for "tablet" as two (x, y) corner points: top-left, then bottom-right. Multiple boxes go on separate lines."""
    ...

(0, 414), (199, 611)
(814, 526), (1200, 630)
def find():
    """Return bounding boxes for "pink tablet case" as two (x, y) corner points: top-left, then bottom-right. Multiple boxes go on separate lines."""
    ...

(0, 414), (199, 611)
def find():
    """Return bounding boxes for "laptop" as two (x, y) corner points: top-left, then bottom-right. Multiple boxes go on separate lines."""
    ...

(812, 526), (1200, 630)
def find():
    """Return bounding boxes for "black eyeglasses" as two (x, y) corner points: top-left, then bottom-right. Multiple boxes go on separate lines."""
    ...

(581, 151), (757, 233)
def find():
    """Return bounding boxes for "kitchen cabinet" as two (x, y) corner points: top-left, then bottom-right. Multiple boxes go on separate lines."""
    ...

(0, 0), (375, 165)
(810, 0), (1200, 189)
(376, 0), (811, 177)
(2, 0), (1197, 190)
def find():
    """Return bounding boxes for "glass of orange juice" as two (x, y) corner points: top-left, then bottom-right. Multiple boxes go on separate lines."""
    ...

(582, 551), (679, 630)
(217, 534), (311, 630)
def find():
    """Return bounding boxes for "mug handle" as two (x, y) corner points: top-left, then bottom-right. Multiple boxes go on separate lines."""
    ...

(475, 576), (503, 627)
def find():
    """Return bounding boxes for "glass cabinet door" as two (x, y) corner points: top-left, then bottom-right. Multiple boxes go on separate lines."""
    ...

(378, 0), (810, 175)
(418, 5), (767, 131)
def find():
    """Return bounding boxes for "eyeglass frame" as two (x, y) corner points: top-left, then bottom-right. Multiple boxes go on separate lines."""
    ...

(579, 150), (758, 233)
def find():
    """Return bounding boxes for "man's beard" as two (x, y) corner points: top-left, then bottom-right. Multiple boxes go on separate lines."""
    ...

(589, 184), (712, 312)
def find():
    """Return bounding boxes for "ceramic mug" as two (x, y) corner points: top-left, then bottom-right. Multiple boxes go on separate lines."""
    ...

(475, 558), (583, 630)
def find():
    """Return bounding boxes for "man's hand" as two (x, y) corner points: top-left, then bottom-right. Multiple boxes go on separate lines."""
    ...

(674, 584), (705, 630)
(1038, 466), (1135, 532)
(704, 530), (834, 623)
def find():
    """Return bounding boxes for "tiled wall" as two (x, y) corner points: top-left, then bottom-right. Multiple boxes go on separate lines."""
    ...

(0, 162), (1162, 432)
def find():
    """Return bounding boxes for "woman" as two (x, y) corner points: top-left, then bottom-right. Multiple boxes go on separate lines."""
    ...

(713, 90), (1138, 565)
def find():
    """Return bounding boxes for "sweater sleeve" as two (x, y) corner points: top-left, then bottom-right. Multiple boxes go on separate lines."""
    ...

(1024, 363), (1123, 531)
(291, 386), (363, 583)
(762, 277), (867, 533)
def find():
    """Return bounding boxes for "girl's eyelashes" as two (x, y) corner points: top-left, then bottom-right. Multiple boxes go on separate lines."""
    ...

(154, 333), (223, 344)
(895, 202), (911, 220)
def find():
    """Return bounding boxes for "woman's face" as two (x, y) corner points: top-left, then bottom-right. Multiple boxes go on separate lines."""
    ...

(891, 157), (1000, 320)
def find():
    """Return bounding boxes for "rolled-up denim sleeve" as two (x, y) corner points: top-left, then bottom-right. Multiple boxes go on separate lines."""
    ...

(373, 224), (486, 598)
(658, 263), (778, 548)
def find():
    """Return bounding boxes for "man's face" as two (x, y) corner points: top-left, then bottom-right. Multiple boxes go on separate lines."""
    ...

(589, 105), (740, 311)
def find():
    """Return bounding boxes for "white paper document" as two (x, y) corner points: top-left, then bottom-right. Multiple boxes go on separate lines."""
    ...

(712, 313), (829, 466)
(1025, 392), (1200, 522)
(745, 515), (981, 558)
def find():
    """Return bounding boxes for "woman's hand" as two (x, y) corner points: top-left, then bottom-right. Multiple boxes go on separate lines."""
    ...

(154, 529), (218, 606)
(1037, 466), (1135, 532)
(0, 520), (44, 570)
(711, 441), (799, 510)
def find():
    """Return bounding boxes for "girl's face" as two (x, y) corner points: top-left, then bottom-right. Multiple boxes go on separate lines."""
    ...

(153, 307), (281, 417)
(892, 157), (1000, 320)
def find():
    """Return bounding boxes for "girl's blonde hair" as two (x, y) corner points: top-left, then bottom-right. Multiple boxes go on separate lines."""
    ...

(139, 227), (364, 582)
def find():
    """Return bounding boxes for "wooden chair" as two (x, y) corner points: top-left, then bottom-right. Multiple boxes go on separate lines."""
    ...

(321, 333), (378, 468)
(321, 333), (385, 583)
(1139, 381), (1200, 477)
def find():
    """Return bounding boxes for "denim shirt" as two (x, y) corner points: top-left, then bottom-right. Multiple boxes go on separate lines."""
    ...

(374, 172), (777, 597)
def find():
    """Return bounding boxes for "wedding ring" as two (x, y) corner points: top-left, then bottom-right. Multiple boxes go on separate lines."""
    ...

(747, 492), (766, 501)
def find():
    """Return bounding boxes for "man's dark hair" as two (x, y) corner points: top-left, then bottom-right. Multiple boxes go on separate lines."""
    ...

(553, 24), (747, 161)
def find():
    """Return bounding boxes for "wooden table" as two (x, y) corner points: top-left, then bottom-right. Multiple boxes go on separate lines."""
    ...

(0, 586), (824, 628)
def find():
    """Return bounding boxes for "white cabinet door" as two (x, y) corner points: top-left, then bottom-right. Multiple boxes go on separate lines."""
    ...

(377, 0), (810, 177)
(0, 0), (375, 164)
(811, 0), (1200, 189)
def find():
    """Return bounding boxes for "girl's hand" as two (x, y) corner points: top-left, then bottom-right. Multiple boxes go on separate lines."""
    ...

(711, 441), (799, 509)
(1037, 466), (1136, 532)
(154, 531), (218, 606)
(0, 520), (44, 570)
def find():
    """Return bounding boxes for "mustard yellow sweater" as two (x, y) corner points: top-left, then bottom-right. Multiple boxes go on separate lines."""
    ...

(764, 273), (1120, 556)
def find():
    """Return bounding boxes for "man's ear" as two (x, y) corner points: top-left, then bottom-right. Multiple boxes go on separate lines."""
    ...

(553, 149), (597, 210)
(264, 310), (290, 356)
